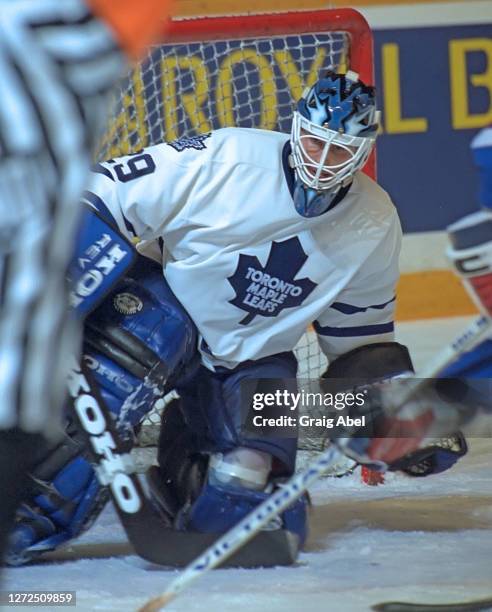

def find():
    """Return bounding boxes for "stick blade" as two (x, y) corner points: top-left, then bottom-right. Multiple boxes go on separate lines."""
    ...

(121, 506), (299, 567)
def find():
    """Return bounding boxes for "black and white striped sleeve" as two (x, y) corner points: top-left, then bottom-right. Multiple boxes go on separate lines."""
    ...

(0, 0), (126, 204)
(0, 0), (127, 433)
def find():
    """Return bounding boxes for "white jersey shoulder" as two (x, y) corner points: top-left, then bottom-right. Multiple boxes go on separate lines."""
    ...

(207, 127), (289, 168)
(86, 128), (289, 243)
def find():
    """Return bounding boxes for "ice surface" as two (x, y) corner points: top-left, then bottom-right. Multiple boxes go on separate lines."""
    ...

(3, 317), (491, 612)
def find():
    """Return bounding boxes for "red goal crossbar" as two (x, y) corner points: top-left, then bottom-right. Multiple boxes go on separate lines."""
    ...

(164, 9), (374, 85)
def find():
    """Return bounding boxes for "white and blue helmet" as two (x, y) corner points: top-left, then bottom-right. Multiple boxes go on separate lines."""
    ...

(290, 70), (380, 217)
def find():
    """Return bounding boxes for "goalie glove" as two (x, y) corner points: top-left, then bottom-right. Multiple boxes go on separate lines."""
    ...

(333, 377), (487, 471)
(389, 432), (468, 477)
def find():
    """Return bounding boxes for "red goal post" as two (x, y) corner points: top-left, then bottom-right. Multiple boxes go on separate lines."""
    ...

(164, 9), (373, 80)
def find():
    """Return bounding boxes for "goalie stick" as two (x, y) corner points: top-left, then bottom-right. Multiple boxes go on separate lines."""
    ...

(372, 596), (492, 611)
(138, 314), (492, 612)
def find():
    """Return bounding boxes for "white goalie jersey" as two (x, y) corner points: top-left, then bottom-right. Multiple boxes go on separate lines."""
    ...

(85, 128), (401, 370)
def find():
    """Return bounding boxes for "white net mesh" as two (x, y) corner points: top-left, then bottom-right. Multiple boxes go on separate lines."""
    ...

(98, 31), (350, 158)
(98, 23), (356, 447)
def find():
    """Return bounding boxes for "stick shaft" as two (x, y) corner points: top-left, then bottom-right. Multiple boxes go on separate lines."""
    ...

(397, 315), (491, 405)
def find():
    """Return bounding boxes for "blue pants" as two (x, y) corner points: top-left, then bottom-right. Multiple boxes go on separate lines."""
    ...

(176, 352), (299, 476)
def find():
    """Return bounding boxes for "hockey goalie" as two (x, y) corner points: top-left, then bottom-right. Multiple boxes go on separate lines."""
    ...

(4, 73), (468, 566)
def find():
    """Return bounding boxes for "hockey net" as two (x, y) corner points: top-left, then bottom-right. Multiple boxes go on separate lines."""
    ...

(97, 9), (375, 451)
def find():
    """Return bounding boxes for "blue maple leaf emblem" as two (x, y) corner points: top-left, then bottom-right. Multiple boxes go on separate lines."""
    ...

(227, 237), (317, 325)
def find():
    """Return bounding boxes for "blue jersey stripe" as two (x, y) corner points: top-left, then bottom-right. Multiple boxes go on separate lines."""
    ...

(313, 321), (394, 337)
(330, 296), (396, 315)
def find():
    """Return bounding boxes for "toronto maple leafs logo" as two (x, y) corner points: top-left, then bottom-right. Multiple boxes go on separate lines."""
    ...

(167, 133), (211, 152)
(228, 237), (317, 325)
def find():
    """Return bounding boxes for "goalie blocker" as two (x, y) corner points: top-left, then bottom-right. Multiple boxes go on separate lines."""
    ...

(321, 342), (469, 474)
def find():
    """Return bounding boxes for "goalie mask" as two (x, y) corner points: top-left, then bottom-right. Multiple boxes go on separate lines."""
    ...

(290, 71), (379, 217)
